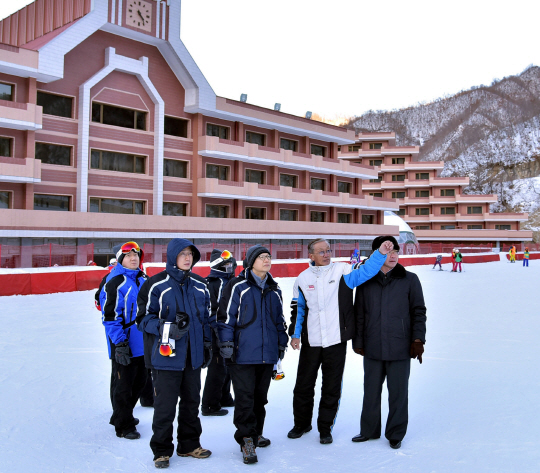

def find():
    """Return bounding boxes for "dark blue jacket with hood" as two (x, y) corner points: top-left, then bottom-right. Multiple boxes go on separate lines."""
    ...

(137, 238), (211, 371)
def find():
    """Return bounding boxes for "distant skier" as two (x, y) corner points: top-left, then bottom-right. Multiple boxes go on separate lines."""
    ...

(454, 250), (463, 272)
(451, 249), (457, 272)
(350, 249), (359, 265)
(432, 254), (443, 271)
(509, 246), (516, 263)
(523, 247), (530, 267)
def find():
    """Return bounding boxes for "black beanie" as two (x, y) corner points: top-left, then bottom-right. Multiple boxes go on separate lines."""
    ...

(244, 244), (270, 269)
(372, 235), (400, 252)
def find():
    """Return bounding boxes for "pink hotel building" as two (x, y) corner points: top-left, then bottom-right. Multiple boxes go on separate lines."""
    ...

(338, 133), (532, 249)
(0, 0), (401, 266)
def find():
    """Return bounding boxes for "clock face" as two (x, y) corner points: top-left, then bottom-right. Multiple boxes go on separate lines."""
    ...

(126, 0), (153, 32)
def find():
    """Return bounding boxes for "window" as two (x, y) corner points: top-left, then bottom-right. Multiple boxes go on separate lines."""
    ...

(0, 191), (10, 209)
(36, 143), (71, 166)
(416, 190), (429, 197)
(369, 177), (382, 183)
(348, 145), (361, 152)
(280, 209), (297, 221)
(415, 173), (429, 180)
(495, 225), (511, 230)
(280, 138), (297, 151)
(369, 159), (383, 166)
(90, 198), (144, 214)
(441, 189), (455, 197)
(245, 207), (266, 220)
(164, 159), (187, 178)
(164, 117), (188, 138)
(337, 181), (351, 193)
(245, 169), (265, 184)
(163, 202), (187, 216)
(369, 143), (382, 149)
(391, 174), (405, 182)
(415, 226), (430, 230)
(467, 206), (483, 214)
(92, 103), (146, 130)
(310, 211), (326, 222)
(37, 92), (73, 118)
(338, 213), (352, 223)
(90, 150), (144, 174)
(0, 137), (13, 157)
(310, 144), (326, 156)
(441, 207), (456, 215)
(206, 205), (228, 218)
(369, 192), (383, 197)
(392, 158), (405, 164)
(0, 82), (13, 101)
(310, 178), (325, 191)
(280, 174), (298, 188)
(246, 131), (265, 146)
(396, 208), (406, 216)
(206, 164), (229, 180)
(415, 208), (429, 215)
(362, 215), (374, 224)
(206, 123), (229, 139)
(468, 225), (483, 229)
(392, 192), (406, 199)
(34, 194), (70, 211)
(441, 225), (455, 230)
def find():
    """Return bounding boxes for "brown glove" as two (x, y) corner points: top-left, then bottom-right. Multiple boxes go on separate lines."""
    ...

(353, 348), (365, 356)
(410, 341), (424, 363)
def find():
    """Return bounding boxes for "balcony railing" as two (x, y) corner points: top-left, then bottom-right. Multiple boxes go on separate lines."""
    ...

(402, 212), (528, 223)
(198, 136), (378, 179)
(0, 157), (41, 183)
(0, 101), (42, 131)
(197, 178), (399, 211)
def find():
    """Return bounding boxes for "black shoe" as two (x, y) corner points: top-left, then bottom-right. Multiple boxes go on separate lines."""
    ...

(201, 407), (228, 416)
(320, 434), (333, 444)
(241, 438), (258, 464)
(134, 418), (139, 426)
(221, 397), (235, 407)
(140, 400), (154, 407)
(116, 429), (140, 440)
(154, 456), (170, 468)
(351, 434), (380, 442)
(389, 440), (402, 449)
(257, 435), (271, 448)
(287, 425), (312, 439)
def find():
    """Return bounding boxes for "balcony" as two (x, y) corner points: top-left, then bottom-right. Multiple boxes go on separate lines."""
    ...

(0, 157), (41, 183)
(397, 194), (498, 206)
(403, 212), (528, 224)
(338, 145), (420, 160)
(197, 178), (399, 211)
(198, 136), (378, 179)
(414, 228), (533, 241)
(0, 100), (42, 130)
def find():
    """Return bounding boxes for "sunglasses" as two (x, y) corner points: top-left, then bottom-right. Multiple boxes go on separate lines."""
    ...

(159, 322), (176, 357)
(120, 241), (141, 254)
(210, 249), (233, 268)
(159, 343), (175, 357)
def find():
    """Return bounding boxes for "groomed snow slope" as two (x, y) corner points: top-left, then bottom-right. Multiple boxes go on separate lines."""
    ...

(1, 259), (539, 472)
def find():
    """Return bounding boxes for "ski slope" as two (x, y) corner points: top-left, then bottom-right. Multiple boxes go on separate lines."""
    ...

(1, 259), (539, 472)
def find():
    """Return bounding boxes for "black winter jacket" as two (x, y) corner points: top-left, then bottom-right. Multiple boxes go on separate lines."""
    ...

(353, 264), (426, 360)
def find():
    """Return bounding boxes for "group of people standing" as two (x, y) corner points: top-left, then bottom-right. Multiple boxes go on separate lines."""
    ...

(98, 236), (427, 468)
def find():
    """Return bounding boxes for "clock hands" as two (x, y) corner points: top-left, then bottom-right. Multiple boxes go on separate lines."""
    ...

(137, 9), (145, 24)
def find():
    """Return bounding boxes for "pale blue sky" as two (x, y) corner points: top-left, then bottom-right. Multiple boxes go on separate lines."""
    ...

(2, 0), (539, 119)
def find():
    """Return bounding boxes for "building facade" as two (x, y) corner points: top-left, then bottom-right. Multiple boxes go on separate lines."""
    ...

(338, 132), (532, 249)
(0, 0), (399, 267)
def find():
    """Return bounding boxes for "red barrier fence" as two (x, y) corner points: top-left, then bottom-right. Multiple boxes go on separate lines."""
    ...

(0, 243), (94, 268)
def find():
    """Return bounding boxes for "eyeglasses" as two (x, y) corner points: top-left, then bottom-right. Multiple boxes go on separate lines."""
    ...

(314, 249), (332, 257)
(178, 251), (193, 258)
(120, 241), (141, 254)
(210, 249), (233, 268)
(257, 254), (272, 261)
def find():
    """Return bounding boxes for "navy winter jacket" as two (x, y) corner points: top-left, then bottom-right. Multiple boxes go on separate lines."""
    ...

(217, 269), (288, 365)
(138, 239), (211, 371)
(100, 264), (147, 359)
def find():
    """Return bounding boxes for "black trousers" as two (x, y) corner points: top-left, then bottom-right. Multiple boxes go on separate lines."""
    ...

(150, 366), (202, 459)
(111, 368), (153, 408)
(228, 364), (273, 446)
(292, 341), (347, 436)
(201, 350), (233, 410)
(109, 354), (147, 434)
(360, 358), (411, 442)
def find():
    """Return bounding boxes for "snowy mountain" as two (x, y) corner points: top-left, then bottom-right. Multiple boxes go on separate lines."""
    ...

(348, 65), (540, 236)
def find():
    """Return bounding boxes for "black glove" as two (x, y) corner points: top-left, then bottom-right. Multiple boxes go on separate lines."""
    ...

(160, 319), (188, 340)
(353, 347), (364, 356)
(203, 341), (212, 369)
(278, 345), (287, 360)
(410, 341), (424, 364)
(115, 341), (131, 366)
(219, 341), (234, 359)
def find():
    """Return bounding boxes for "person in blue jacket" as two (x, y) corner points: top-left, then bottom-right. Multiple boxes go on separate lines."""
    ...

(217, 245), (289, 465)
(138, 238), (212, 469)
(100, 241), (147, 440)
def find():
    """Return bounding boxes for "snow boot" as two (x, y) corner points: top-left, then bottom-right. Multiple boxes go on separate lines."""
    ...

(177, 447), (212, 459)
(116, 429), (140, 440)
(320, 433), (333, 444)
(287, 425), (312, 439)
(257, 435), (271, 447)
(389, 440), (401, 449)
(241, 438), (257, 464)
(201, 406), (228, 416)
(154, 456), (170, 468)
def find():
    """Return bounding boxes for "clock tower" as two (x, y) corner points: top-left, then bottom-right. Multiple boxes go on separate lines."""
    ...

(126, 0), (153, 32)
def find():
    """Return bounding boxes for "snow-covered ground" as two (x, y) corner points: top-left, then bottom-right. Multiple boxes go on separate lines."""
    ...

(1, 259), (539, 472)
